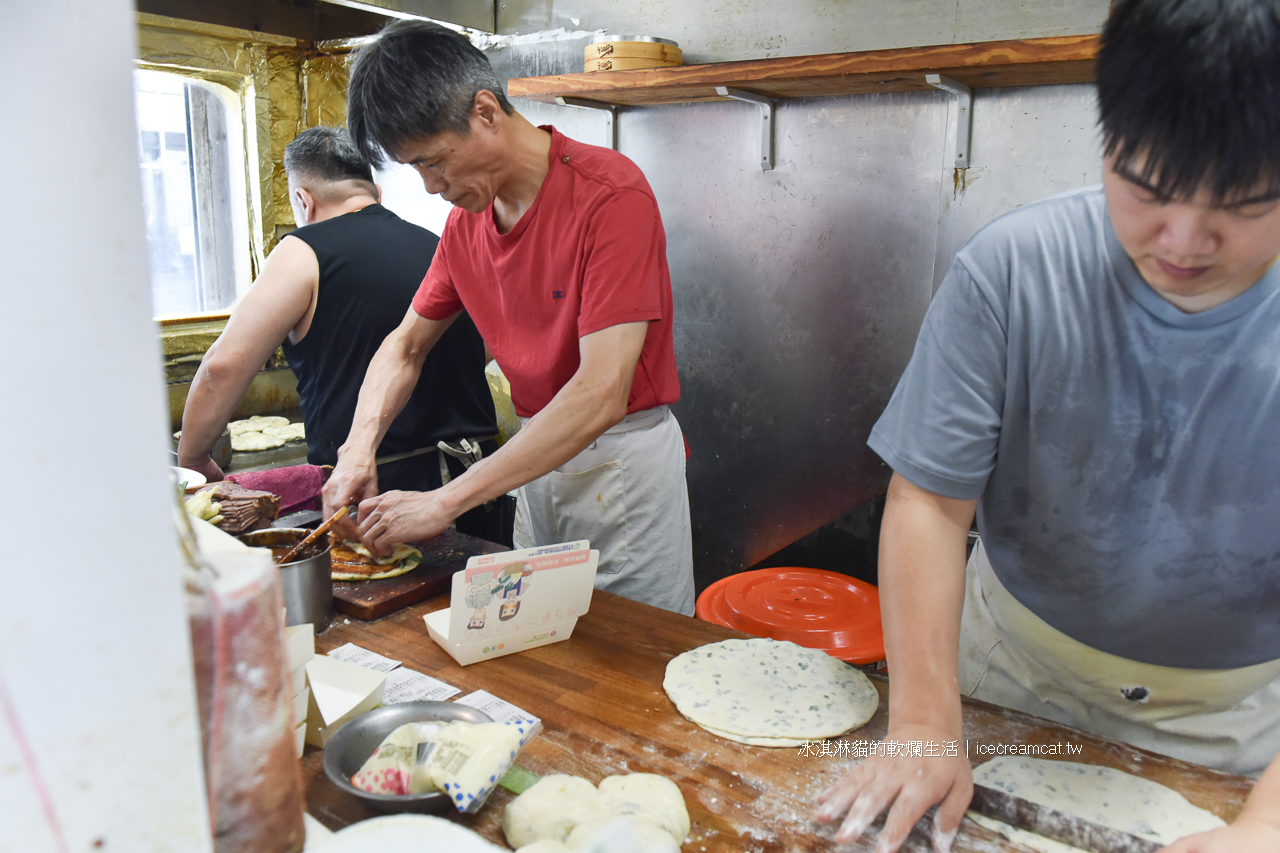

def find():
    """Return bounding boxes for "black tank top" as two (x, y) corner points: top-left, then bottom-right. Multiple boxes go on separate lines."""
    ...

(282, 205), (495, 467)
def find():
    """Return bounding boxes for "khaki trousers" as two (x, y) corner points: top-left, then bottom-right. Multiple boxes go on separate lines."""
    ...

(960, 539), (1280, 776)
(513, 406), (696, 616)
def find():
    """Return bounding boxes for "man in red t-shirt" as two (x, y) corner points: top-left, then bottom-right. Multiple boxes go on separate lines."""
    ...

(321, 20), (695, 614)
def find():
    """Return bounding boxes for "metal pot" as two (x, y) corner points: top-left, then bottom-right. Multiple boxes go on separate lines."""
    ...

(238, 528), (333, 631)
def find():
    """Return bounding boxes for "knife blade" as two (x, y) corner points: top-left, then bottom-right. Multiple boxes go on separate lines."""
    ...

(970, 782), (1163, 853)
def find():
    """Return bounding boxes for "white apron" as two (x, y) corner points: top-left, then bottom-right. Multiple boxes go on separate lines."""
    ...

(960, 539), (1280, 776)
(512, 405), (696, 616)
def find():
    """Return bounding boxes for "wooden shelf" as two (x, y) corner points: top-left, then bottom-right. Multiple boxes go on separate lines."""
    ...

(508, 34), (1099, 107)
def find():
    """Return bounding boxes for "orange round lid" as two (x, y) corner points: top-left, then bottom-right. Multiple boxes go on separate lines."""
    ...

(696, 567), (884, 664)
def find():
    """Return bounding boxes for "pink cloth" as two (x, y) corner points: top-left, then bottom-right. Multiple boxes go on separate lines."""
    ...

(225, 465), (324, 515)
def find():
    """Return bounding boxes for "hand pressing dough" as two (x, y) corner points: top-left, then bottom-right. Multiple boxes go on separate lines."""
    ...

(664, 638), (878, 744)
(597, 774), (690, 844)
(968, 757), (1226, 853)
(503, 775), (605, 848)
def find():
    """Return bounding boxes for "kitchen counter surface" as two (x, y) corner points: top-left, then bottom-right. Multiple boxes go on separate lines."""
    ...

(301, 588), (1254, 852)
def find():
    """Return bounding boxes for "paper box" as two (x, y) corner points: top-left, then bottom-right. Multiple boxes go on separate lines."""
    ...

(424, 541), (597, 666)
(304, 655), (386, 747)
(286, 623), (315, 671)
(291, 686), (310, 728)
(290, 662), (308, 697)
(294, 720), (306, 757)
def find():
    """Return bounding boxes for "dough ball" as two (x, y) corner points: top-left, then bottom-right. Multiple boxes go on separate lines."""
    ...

(502, 774), (604, 848)
(565, 817), (680, 852)
(515, 842), (572, 853)
(597, 774), (689, 844)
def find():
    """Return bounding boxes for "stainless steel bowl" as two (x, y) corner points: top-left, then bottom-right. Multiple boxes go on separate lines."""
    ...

(238, 528), (333, 630)
(321, 702), (493, 814)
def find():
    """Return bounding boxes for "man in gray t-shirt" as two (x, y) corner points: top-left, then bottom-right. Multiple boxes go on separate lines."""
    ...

(871, 183), (1280, 671)
(816, 2), (1280, 853)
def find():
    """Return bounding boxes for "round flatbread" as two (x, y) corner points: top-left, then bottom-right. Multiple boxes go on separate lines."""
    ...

(246, 415), (290, 427)
(663, 638), (879, 742)
(262, 423), (306, 441)
(330, 538), (423, 581)
(695, 724), (808, 748)
(231, 430), (287, 452)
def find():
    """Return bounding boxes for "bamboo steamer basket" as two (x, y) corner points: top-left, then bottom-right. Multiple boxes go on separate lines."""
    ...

(585, 57), (682, 72)
(584, 35), (682, 71)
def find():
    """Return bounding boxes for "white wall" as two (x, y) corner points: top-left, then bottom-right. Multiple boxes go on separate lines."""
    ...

(0, 2), (212, 851)
(377, 161), (454, 237)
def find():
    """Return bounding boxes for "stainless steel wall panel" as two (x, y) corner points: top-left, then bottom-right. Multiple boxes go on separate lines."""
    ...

(486, 8), (1106, 582)
(622, 95), (947, 578)
(932, 83), (1103, 292)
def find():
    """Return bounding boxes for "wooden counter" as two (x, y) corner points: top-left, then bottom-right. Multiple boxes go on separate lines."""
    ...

(302, 590), (1254, 852)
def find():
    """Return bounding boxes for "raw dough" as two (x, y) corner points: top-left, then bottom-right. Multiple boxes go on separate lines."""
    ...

(968, 757), (1226, 853)
(503, 775), (605, 848)
(663, 638), (878, 743)
(502, 773), (690, 850)
(597, 774), (690, 844)
(263, 423), (306, 441)
(697, 724), (807, 748)
(515, 843), (571, 853)
(565, 817), (680, 852)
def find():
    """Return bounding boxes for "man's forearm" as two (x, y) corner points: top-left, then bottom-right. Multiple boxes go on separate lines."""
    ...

(177, 350), (255, 466)
(879, 475), (976, 736)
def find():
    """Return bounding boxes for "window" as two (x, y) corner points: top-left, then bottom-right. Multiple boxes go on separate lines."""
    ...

(133, 70), (251, 317)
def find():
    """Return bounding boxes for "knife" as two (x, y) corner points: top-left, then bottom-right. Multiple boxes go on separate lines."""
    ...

(970, 782), (1163, 853)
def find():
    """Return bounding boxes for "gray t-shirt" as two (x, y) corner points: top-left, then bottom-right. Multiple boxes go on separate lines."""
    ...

(869, 185), (1280, 669)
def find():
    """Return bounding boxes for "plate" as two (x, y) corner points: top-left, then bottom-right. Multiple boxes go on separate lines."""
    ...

(312, 814), (506, 852)
(321, 701), (492, 814)
(173, 467), (207, 489)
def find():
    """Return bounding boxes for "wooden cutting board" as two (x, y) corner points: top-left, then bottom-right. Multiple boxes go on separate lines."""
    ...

(331, 529), (507, 621)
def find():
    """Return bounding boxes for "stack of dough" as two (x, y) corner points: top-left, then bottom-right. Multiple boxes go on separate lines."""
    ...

(228, 415), (305, 452)
(503, 773), (689, 852)
(969, 757), (1226, 853)
(663, 637), (879, 746)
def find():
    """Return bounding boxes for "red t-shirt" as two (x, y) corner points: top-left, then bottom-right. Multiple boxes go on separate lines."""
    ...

(412, 127), (681, 419)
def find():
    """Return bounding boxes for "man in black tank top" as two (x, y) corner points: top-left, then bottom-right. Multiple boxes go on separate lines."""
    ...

(177, 126), (505, 541)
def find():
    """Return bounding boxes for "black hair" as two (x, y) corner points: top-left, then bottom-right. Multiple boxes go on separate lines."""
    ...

(283, 126), (377, 198)
(346, 20), (514, 167)
(1098, 0), (1280, 204)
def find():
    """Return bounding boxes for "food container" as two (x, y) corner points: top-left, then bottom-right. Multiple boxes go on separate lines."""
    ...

(584, 35), (682, 72)
(696, 567), (885, 665)
(321, 702), (492, 815)
(239, 528), (333, 631)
